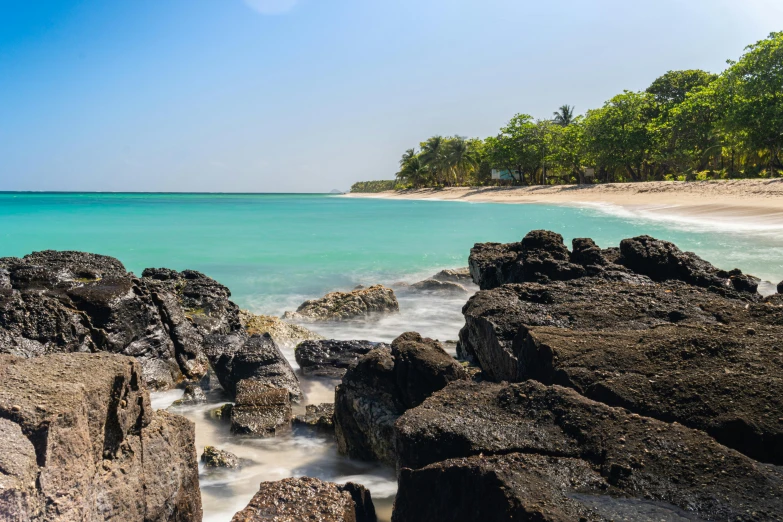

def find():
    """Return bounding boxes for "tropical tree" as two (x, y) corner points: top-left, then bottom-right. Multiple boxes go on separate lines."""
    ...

(552, 105), (575, 126)
(419, 136), (447, 185)
(442, 136), (479, 185)
(396, 148), (429, 188)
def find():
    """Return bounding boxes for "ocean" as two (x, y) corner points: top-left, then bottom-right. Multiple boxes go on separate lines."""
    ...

(2, 191), (782, 520)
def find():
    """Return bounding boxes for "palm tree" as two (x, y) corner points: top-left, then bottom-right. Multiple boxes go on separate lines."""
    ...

(443, 136), (478, 185)
(397, 148), (429, 187)
(419, 136), (446, 186)
(553, 105), (575, 126)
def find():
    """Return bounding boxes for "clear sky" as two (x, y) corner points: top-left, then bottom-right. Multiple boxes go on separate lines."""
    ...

(1, 0), (781, 192)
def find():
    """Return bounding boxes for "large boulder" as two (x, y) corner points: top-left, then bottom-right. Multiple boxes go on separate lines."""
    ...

(0, 251), (245, 389)
(0, 353), (202, 521)
(431, 267), (472, 284)
(778, 280), (783, 293)
(231, 477), (376, 522)
(334, 333), (468, 464)
(406, 279), (468, 295)
(239, 311), (324, 349)
(295, 339), (387, 378)
(283, 285), (399, 322)
(294, 403), (335, 433)
(200, 446), (240, 469)
(394, 380), (783, 521)
(204, 332), (302, 403)
(230, 379), (293, 436)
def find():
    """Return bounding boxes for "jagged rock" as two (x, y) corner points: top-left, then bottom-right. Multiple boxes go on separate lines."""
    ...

(201, 446), (240, 469)
(231, 477), (376, 522)
(394, 380), (783, 521)
(618, 235), (760, 292)
(468, 230), (586, 290)
(458, 274), (783, 463)
(283, 285), (399, 322)
(205, 332), (302, 403)
(171, 383), (207, 406)
(209, 403), (233, 421)
(239, 311), (324, 349)
(295, 340), (387, 378)
(778, 280), (783, 293)
(334, 333), (468, 464)
(0, 353), (202, 521)
(406, 279), (468, 295)
(0, 250), (246, 389)
(294, 403), (335, 433)
(431, 267), (472, 283)
(230, 380), (292, 436)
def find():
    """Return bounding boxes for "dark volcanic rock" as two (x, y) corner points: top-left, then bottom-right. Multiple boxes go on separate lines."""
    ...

(618, 235), (760, 292)
(205, 332), (302, 403)
(334, 333), (468, 464)
(283, 285), (399, 322)
(230, 380), (293, 436)
(468, 230), (586, 290)
(172, 383), (207, 406)
(295, 339), (387, 378)
(294, 403), (335, 433)
(394, 380), (783, 521)
(407, 279), (468, 295)
(201, 446), (240, 469)
(0, 353), (202, 521)
(778, 280), (783, 293)
(521, 323), (783, 464)
(231, 477), (376, 522)
(0, 250), (245, 389)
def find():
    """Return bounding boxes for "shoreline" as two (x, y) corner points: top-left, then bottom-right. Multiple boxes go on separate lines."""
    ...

(343, 179), (783, 231)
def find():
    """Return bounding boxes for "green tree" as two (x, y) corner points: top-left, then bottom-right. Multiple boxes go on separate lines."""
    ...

(419, 136), (447, 185)
(646, 70), (717, 107)
(552, 105), (575, 126)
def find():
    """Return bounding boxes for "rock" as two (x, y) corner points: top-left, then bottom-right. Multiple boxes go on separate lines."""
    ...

(406, 279), (468, 295)
(293, 403), (335, 433)
(394, 380), (783, 521)
(521, 323), (783, 464)
(0, 250), (246, 389)
(334, 333), (468, 464)
(468, 230), (586, 290)
(171, 383), (207, 406)
(201, 446), (240, 469)
(230, 380), (293, 436)
(778, 280), (783, 293)
(430, 267), (472, 283)
(618, 235), (760, 292)
(283, 285), (399, 322)
(458, 274), (783, 463)
(205, 332), (302, 403)
(0, 353), (202, 521)
(231, 477), (376, 522)
(239, 311), (324, 349)
(295, 340), (387, 378)
(209, 403), (233, 421)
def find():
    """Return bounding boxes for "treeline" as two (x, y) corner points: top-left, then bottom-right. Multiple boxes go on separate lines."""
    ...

(350, 180), (396, 193)
(389, 32), (783, 188)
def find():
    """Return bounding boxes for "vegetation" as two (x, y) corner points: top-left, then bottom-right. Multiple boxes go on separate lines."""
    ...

(350, 180), (397, 193)
(383, 32), (783, 189)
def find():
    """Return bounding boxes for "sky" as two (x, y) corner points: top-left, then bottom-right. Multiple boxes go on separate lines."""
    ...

(0, 0), (781, 193)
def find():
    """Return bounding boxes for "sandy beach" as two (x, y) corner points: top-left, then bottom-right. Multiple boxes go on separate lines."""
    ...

(344, 179), (783, 230)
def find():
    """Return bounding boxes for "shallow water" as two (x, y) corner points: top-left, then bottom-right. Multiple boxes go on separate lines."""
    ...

(4, 192), (783, 520)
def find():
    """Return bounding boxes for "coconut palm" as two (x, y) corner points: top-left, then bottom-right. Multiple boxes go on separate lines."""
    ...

(443, 136), (478, 185)
(397, 148), (429, 187)
(553, 105), (575, 126)
(419, 136), (447, 185)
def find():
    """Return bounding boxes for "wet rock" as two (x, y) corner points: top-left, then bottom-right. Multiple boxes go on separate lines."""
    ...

(521, 323), (783, 464)
(431, 267), (472, 283)
(171, 383), (207, 406)
(205, 332), (302, 403)
(0, 353), (202, 521)
(778, 280), (783, 293)
(239, 310), (324, 349)
(294, 403), (335, 433)
(283, 285), (399, 322)
(0, 250), (247, 389)
(295, 339), (387, 378)
(468, 230), (586, 290)
(618, 235), (759, 292)
(231, 477), (376, 522)
(209, 403), (233, 421)
(406, 279), (468, 295)
(201, 446), (240, 469)
(230, 380), (293, 437)
(394, 380), (783, 521)
(334, 333), (468, 464)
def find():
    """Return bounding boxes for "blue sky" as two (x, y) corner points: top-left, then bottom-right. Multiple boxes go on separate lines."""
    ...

(1, 0), (781, 192)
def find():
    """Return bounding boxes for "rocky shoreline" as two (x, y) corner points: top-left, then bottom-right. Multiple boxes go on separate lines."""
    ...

(2, 235), (782, 521)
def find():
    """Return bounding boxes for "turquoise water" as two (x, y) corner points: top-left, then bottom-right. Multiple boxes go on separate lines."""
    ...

(2, 193), (782, 317)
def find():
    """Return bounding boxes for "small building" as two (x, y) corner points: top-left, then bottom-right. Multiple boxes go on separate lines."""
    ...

(491, 169), (515, 180)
